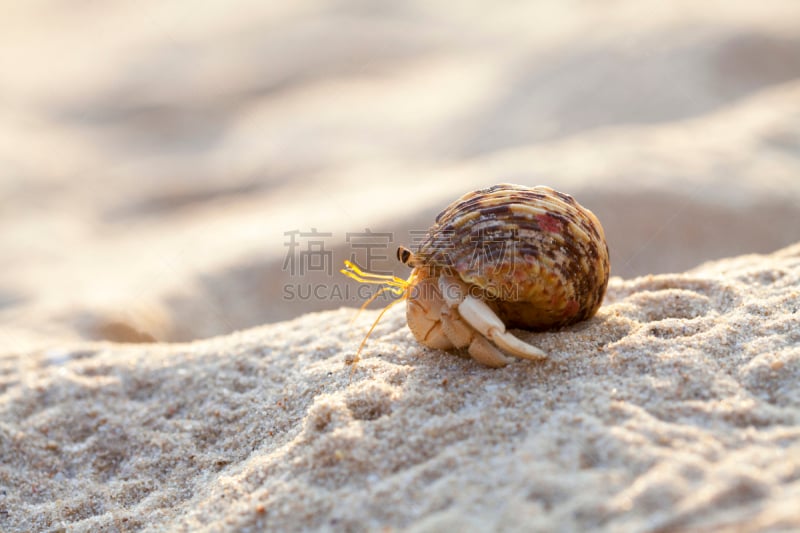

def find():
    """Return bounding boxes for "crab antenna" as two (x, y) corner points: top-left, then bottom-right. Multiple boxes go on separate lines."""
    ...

(341, 260), (410, 322)
(341, 261), (410, 304)
(340, 260), (409, 289)
(353, 296), (404, 363)
(357, 284), (402, 311)
(339, 260), (414, 365)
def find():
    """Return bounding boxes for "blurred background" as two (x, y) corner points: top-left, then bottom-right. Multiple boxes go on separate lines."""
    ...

(2, 1), (799, 350)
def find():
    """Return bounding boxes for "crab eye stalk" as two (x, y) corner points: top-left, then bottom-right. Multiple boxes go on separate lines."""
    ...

(396, 246), (413, 265)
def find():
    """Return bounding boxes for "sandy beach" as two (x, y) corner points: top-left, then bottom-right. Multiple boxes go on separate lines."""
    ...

(2, 244), (799, 531)
(1, 1), (800, 531)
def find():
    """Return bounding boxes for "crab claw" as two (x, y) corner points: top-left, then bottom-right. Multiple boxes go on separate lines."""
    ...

(457, 295), (548, 361)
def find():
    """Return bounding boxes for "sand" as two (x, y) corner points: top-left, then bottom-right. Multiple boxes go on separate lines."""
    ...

(2, 243), (799, 531)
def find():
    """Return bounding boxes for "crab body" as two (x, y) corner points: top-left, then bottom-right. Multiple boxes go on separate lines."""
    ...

(342, 183), (610, 368)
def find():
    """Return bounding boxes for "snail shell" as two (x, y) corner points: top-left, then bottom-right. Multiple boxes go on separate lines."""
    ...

(411, 183), (609, 331)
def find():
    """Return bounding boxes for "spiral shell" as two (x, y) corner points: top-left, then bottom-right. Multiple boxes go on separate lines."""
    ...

(413, 183), (610, 330)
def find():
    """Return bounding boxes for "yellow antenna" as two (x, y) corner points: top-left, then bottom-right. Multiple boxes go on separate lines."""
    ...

(340, 260), (413, 365)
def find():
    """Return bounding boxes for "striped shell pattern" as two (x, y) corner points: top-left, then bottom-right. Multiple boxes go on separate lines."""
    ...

(414, 184), (610, 331)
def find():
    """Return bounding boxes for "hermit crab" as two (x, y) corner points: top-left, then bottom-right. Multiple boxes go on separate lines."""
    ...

(342, 184), (610, 367)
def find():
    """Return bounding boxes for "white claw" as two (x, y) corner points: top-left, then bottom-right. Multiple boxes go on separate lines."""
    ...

(491, 329), (547, 361)
(438, 274), (467, 307)
(457, 295), (505, 335)
(458, 295), (547, 361)
(468, 335), (513, 368)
